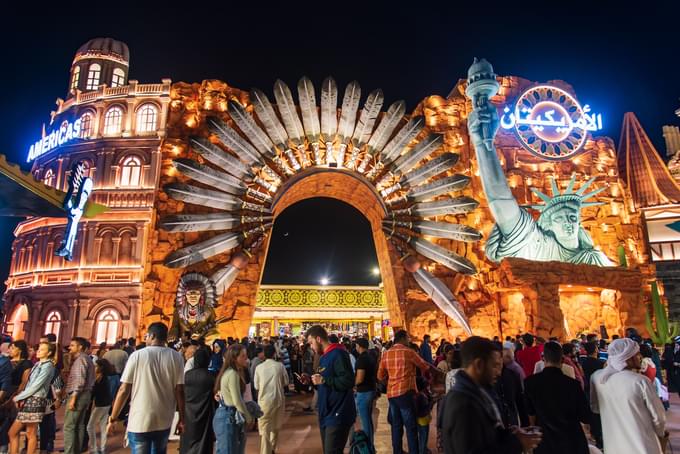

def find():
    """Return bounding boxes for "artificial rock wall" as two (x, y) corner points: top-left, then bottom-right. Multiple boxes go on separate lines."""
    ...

(140, 76), (654, 341)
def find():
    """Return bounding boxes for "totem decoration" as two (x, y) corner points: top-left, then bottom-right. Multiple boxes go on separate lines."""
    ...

(170, 272), (219, 340)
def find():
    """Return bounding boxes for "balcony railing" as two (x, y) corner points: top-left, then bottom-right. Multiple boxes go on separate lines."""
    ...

(57, 79), (172, 114)
(90, 189), (155, 209)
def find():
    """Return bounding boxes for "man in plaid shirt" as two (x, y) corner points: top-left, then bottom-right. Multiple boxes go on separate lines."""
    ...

(64, 337), (95, 454)
(378, 330), (442, 454)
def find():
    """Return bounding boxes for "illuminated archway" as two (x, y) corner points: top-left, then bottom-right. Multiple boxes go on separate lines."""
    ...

(147, 77), (483, 339)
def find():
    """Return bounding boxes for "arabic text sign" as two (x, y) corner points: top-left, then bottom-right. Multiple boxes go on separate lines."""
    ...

(27, 119), (82, 163)
(500, 85), (602, 160)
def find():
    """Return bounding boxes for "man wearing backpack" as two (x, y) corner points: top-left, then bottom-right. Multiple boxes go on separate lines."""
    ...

(306, 325), (356, 454)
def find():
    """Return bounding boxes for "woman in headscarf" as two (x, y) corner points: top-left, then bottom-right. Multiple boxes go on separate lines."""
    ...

(209, 339), (226, 375)
(180, 347), (216, 454)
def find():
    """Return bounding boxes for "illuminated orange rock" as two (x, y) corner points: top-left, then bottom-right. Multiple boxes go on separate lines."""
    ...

(140, 75), (654, 341)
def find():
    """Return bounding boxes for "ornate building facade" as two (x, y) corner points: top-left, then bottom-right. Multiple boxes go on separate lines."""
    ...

(1, 39), (663, 345)
(3, 38), (171, 345)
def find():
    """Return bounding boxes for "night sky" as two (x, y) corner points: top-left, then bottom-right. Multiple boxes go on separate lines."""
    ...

(1, 4), (679, 288)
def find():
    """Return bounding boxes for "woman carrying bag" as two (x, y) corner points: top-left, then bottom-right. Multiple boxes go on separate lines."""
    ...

(8, 342), (57, 454)
(213, 344), (253, 454)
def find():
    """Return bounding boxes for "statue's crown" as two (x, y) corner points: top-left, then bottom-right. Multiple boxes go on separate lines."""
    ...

(529, 174), (606, 217)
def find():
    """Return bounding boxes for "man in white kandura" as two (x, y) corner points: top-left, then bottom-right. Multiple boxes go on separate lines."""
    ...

(254, 344), (289, 454)
(590, 338), (667, 453)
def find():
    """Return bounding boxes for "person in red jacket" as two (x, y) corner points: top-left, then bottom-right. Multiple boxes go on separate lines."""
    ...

(515, 334), (542, 378)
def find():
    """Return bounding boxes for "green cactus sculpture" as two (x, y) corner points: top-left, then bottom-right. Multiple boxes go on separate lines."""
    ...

(645, 281), (680, 345)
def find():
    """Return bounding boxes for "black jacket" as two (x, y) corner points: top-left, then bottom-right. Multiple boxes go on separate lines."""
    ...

(442, 370), (523, 454)
(524, 367), (590, 454)
(494, 366), (529, 427)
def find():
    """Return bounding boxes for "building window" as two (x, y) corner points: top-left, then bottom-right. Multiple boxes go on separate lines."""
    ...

(136, 104), (158, 133)
(44, 310), (62, 340)
(86, 63), (101, 90)
(43, 169), (55, 187)
(111, 68), (125, 87)
(7, 305), (28, 341)
(120, 156), (142, 187)
(80, 112), (94, 138)
(95, 308), (120, 345)
(103, 107), (123, 135)
(71, 66), (80, 91)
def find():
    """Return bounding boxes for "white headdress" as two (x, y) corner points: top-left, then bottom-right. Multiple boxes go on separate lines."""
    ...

(598, 338), (639, 384)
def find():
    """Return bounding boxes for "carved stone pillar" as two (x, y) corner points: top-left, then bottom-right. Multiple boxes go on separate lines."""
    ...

(66, 299), (79, 340)
(534, 283), (564, 339)
(28, 300), (43, 345)
(128, 296), (140, 340)
(112, 237), (121, 266)
(123, 100), (135, 137)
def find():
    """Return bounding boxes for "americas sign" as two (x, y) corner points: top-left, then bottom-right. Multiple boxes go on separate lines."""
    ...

(27, 119), (82, 162)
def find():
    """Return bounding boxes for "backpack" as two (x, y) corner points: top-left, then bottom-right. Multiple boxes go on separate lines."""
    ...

(349, 430), (375, 454)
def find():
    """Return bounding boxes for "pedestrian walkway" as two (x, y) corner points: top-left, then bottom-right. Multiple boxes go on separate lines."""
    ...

(57, 392), (680, 453)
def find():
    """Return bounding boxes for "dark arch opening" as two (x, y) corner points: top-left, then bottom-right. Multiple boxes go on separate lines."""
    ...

(261, 197), (380, 286)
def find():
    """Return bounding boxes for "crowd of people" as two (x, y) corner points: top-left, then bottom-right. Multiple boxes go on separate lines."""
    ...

(0, 323), (675, 453)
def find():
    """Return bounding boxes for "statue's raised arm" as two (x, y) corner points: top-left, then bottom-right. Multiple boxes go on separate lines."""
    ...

(465, 59), (613, 267)
(466, 58), (521, 234)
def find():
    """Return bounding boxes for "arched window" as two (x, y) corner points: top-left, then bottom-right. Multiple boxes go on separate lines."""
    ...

(80, 112), (94, 138)
(136, 104), (158, 133)
(111, 68), (125, 87)
(7, 305), (28, 341)
(44, 310), (62, 340)
(95, 308), (120, 345)
(103, 107), (123, 135)
(86, 63), (101, 90)
(120, 156), (142, 187)
(43, 169), (55, 187)
(71, 66), (80, 91)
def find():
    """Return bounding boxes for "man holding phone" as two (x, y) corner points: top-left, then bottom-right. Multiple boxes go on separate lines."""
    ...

(306, 325), (356, 454)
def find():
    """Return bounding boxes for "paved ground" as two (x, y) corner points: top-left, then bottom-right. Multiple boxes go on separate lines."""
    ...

(52, 392), (680, 453)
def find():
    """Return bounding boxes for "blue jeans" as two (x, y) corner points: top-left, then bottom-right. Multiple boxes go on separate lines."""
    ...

(355, 391), (375, 447)
(128, 429), (171, 454)
(213, 405), (245, 454)
(418, 423), (429, 454)
(388, 392), (419, 454)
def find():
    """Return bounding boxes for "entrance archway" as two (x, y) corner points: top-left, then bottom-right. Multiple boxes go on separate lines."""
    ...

(263, 167), (404, 328)
(148, 76), (483, 339)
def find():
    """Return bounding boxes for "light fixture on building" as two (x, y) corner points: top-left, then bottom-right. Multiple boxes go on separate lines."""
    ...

(320, 277), (329, 286)
(371, 266), (380, 276)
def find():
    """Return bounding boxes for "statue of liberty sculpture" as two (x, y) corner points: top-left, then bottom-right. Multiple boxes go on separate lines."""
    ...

(465, 58), (613, 266)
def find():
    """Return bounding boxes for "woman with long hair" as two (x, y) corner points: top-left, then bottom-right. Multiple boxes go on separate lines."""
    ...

(213, 344), (253, 454)
(8, 342), (56, 454)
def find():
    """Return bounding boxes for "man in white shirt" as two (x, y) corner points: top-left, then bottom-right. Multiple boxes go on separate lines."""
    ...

(591, 338), (667, 454)
(107, 323), (185, 454)
(254, 344), (289, 454)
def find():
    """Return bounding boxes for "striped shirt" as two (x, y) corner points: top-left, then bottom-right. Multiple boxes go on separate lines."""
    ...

(65, 352), (95, 395)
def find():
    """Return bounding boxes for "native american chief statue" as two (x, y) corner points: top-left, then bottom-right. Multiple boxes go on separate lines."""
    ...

(170, 273), (220, 339)
(466, 58), (613, 266)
